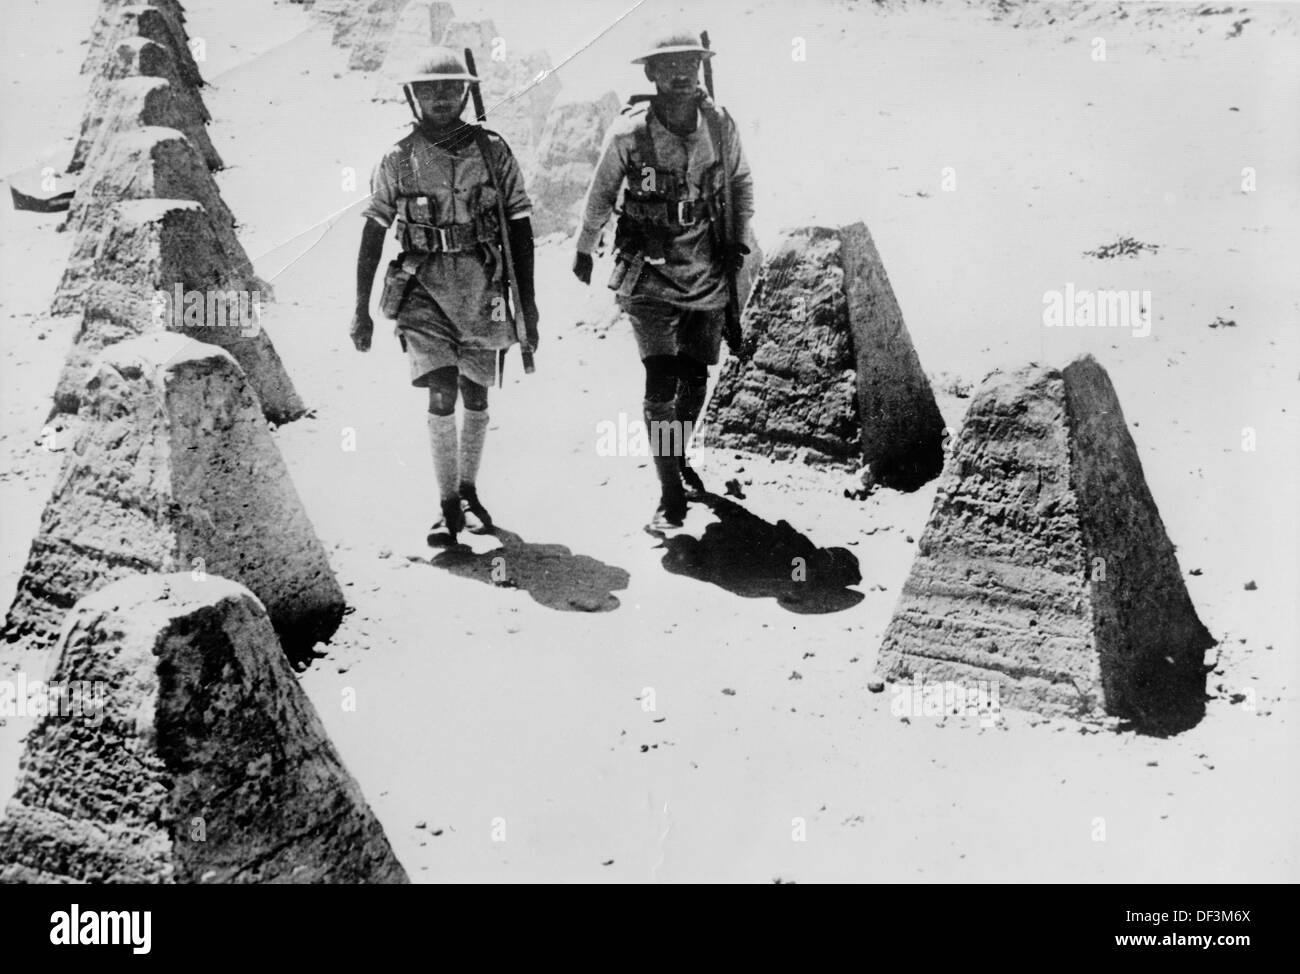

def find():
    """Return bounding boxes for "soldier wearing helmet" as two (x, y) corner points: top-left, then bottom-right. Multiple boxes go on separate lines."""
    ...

(573, 32), (755, 535)
(351, 48), (539, 547)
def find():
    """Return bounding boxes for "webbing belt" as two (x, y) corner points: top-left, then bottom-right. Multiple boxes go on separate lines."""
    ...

(621, 197), (707, 228)
(400, 218), (495, 253)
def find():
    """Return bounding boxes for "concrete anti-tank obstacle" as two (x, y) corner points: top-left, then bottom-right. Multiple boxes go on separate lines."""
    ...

(699, 222), (945, 489)
(344, 0), (409, 71)
(71, 71), (222, 175)
(527, 93), (622, 237)
(65, 126), (236, 244)
(440, 19), (561, 154)
(873, 355), (1215, 732)
(0, 573), (407, 884)
(50, 198), (304, 423)
(379, 1), (457, 78)
(82, 0), (205, 90)
(3, 334), (341, 662)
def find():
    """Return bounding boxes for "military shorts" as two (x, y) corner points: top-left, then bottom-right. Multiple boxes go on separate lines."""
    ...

(618, 297), (725, 365)
(395, 282), (499, 389)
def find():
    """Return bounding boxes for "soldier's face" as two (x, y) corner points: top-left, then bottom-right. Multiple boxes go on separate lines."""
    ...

(413, 81), (467, 125)
(646, 54), (702, 98)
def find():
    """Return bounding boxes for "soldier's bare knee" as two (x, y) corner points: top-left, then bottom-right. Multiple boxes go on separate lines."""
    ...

(459, 374), (488, 411)
(426, 367), (459, 415)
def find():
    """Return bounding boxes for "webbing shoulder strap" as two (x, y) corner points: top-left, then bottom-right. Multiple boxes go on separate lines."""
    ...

(633, 110), (659, 174)
(619, 100), (659, 175)
(699, 100), (727, 179)
(394, 133), (419, 196)
(471, 127), (512, 192)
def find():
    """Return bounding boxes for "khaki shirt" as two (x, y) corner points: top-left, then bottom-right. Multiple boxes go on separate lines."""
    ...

(363, 126), (531, 342)
(577, 101), (754, 309)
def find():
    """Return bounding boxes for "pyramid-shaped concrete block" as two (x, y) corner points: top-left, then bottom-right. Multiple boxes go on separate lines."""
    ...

(53, 195), (256, 318)
(51, 198), (304, 423)
(699, 223), (945, 489)
(380, 1), (457, 78)
(71, 72), (221, 175)
(4, 334), (340, 661)
(527, 93), (622, 237)
(440, 19), (499, 57)
(82, 1), (204, 90)
(66, 127), (235, 241)
(313, 0), (367, 46)
(345, 0), (408, 71)
(0, 574), (406, 884)
(874, 355), (1215, 731)
(439, 20), (560, 152)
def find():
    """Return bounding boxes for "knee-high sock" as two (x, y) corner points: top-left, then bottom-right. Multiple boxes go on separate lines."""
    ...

(427, 412), (460, 501)
(644, 398), (683, 502)
(459, 407), (489, 487)
(675, 378), (707, 450)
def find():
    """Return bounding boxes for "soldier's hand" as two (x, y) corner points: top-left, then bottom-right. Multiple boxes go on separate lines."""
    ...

(572, 252), (593, 285)
(523, 301), (541, 351)
(350, 310), (374, 352)
(721, 243), (750, 276)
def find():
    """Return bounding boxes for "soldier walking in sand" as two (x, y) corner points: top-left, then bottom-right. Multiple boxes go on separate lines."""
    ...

(351, 48), (539, 547)
(573, 31), (754, 535)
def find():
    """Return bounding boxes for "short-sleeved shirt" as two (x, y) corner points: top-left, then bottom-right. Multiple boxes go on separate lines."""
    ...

(577, 101), (754, 310)
(363, 125), (531, 344)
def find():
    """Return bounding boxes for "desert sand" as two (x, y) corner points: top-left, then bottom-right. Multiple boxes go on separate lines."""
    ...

(1, 0), (1296, 882)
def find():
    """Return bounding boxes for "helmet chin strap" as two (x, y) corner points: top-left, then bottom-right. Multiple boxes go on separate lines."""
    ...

(403, 84), (471, 129)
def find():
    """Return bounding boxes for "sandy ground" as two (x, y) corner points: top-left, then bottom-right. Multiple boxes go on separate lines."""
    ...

(1, 0), (1297, 882)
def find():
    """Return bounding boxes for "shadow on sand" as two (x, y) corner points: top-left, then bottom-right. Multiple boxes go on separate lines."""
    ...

(657, 493), (864, 614)
(413, 527), (630, 612)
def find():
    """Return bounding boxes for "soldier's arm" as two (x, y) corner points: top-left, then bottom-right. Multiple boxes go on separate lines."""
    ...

(351, 156), (398, 349)
(355, 220), (385, 316)
(575, 127), (629, 256)
(356, 156), (401, 313)
(492, 138), (537, 316)
(725, 111), (755, 235)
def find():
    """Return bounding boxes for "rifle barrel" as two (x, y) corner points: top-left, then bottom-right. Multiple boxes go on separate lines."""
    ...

(464, 48), (487, 121)
(463, 47), (534, 374)
(700, 31), (714, 98)
(699, 31), (743, 355)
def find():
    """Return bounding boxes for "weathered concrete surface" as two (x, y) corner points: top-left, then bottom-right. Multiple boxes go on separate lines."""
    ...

(3, 334), (340, 661)
(840, 222), (946, 488)
(0, 574), (407, 884)
(343, 0), (408, 70)
(699, 223), (944, 488)
(82, 1), (204, 89)
(53, 195), (259, 311)
(71, 71), (221, 175)
(324, 6), (557, 159)
(60, 132), (249, 304)
(380, 0), (457, 77)
(736, 225), (763, 316)
(874, 356), (1214, 731)
(527, 93), (621, 237)
(50, 199), (303, 423)
(312, 0), (369, 46)
(66, 127), (236, 244)
(442, 19), (561, 155)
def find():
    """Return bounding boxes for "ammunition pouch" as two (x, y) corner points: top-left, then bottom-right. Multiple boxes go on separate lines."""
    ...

(612, 99), (725, 272)
(614, 195), (710, 266)
(607, 250), (645, 297)
(379, 258), (417, 319)
(614, 159), (722, 267)
(397, 214), (500, 255)
(394, 193), (501, 255)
